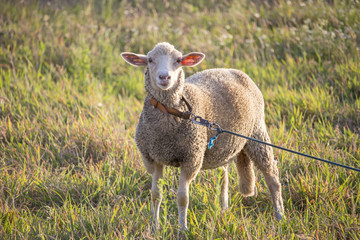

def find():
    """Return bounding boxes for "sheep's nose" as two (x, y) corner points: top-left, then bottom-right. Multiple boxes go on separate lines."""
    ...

(159, 74), (171, 81)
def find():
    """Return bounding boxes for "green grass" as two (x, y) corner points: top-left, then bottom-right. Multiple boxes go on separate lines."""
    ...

(1, 0), (359, 239)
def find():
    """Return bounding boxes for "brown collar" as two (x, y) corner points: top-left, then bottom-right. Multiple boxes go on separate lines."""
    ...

(150, 96), (193, 119)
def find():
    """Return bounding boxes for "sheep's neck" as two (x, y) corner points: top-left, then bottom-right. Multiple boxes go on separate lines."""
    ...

(145, 68), (185, 108)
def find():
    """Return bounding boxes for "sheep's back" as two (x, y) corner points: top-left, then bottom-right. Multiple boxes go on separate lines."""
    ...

(185, 68), (264, 121)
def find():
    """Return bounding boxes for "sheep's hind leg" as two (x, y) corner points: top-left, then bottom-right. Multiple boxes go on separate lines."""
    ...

(263, 164), (283, 221)
(220, 164), (229, 211)
(244, 127), (284, 221)
(236, 150), (256, 197)
(149, 162), (164, 230)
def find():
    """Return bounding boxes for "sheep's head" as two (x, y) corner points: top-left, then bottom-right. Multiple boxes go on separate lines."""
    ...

(121, 42), (205, 91)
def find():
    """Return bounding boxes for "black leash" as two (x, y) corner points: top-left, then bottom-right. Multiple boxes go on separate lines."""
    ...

(191, 115), (360, 173)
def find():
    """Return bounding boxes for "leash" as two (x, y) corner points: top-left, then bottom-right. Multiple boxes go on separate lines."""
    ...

(149, 96), (360, 173)
(191, 115), (360, 173)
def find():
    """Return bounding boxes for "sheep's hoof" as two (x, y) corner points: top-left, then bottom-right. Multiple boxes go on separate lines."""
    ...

(178, 232), (187, 240)
(178, 227), (188, 239)
(220, 201), (229, 212)
(150, 221), (160, 233)
(275, 212), (283, 222)
(221, 206), (229, 213)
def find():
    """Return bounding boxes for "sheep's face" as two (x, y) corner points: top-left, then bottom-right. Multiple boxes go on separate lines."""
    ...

(146, 51), (183, 90)
(121, 42), (205, 91)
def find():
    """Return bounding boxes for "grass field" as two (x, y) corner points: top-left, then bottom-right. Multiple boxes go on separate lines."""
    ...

(1, 0), (359, 239)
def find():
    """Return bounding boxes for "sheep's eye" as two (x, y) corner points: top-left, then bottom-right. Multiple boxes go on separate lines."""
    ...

(148, 58), (153, 63)
(176, 58), (181, 64)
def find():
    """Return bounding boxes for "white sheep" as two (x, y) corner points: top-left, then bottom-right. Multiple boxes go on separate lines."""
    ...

(121, 42), (284, 236)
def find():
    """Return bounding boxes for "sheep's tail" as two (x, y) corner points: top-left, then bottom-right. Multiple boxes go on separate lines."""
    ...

(236, 151), (256, 197)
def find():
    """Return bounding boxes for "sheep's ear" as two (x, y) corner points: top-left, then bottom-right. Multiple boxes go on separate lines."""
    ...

(181, 52), (205, 67)
(121, 52), (147, 66)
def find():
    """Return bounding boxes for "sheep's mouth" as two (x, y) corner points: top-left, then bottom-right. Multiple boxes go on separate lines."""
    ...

(157, 80), (171, 89)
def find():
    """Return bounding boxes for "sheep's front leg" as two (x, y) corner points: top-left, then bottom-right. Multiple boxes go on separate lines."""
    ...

(220, 164), (229, 211)
(177, 166), (200, 236)
(150, 162), (164, 230)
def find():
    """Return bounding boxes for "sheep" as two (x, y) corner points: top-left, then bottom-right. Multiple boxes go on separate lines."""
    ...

(121, 42), (284, 235)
